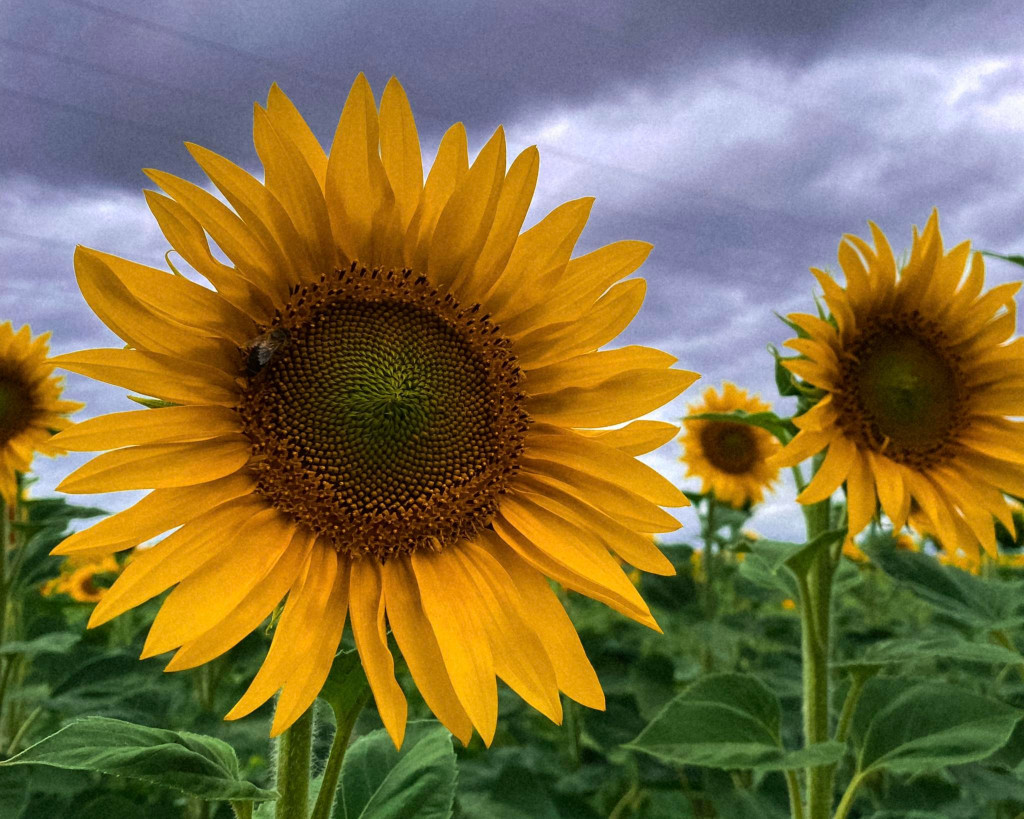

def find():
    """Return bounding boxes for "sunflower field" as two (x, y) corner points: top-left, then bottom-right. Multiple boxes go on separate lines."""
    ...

(3, 74), (1024, 819)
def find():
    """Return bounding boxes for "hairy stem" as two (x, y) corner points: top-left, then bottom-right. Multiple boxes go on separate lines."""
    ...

(275, 706), (314, 819)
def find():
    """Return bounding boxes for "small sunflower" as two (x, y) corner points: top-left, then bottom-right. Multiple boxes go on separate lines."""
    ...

(50, 75), (698, 746)
(0, 322), (82, 504)
(680, 383), (780, 507)
(42, 555), (121, 603)
(772, 212), (1024, 563)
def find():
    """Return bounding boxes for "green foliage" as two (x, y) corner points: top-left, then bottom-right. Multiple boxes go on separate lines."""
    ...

(334, 721), (457, 818)
(0, 717), (276, 802)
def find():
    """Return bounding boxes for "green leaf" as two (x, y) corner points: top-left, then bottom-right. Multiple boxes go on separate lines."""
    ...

(0, 717), (275, 802)
(0, 768), (28, 819)
(868, 546), (1024, 630)
(684, 410), (796, 445)
(0, 632), (79, 656)
(858, 682), (1022, 775)
(755, 741), (846, 772)
(626, 673), (794, 769)
(747, 529), (845, 577)
(335, 721), (457, 819)
(982, 250), (1024, 269)
(833, 637), (1023, 671)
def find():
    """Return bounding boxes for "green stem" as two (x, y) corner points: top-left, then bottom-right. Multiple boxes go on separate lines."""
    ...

(310, 689), (370, 819)
(832, 773), (865, 819)
(834, 673), (869, 747)
(230, 802), (254, 819)
(6, 704), (41, 755)
(785, 769), (805, 819)
(275, 706), (314, 819)
(799, 454), (835, 819)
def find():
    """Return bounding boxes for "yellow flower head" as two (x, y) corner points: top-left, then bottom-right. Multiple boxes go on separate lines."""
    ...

(50, 75), (699, 746)
(0, 322), (82, 504)
(680, 382), (780, 507)
(42, 554), (121, 602)
(772, 212), (1024, 563)
(781, 598), (797, 611)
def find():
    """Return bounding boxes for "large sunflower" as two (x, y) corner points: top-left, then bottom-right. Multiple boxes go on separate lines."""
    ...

(0, 322), (81, 504)
(51, 75), (698, 746)
(772, 211), (1023, 562)
(680, 382), (780, 507)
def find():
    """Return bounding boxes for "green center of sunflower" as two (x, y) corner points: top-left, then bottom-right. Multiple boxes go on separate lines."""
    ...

(239, 264), (528, 561)
(835, 315), (965, 467)
(0, 373), (32, 445)
(700, 422), (758, 475)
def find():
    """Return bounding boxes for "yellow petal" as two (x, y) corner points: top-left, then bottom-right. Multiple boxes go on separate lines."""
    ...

(144, 190), (274, 320)
(456, 146), (539, 301)
(796, 436), (855, 505)
(810, 268), (856, 340)
(521, 465), (680, 533)
(576, 420), (679, 456)
(325, 73), (395, 265)
(515, 279), (646, 370)
(53, 472), (255, 556)
(477, 532), (604, 709)
(527, 368), (699, 429)
(515, 475), (675, 575)
(52, 406), (241, 451)
(868, 451), (908, 531)
(145, 168), (289, 305)
(141, 508), (297, 657)
(526, 423), (687, 507)
(253, 104), (337, 280)
(165, 529), (314, 671)
(272, 559), (351, 737)
(428, 127), (505, 290)
(51, 348), (238, 406)
(405, 124), (468, 271)
(58, 436), (251, 494)
(226, 544), (338, 720)
(350, 559), (408, 748)
(455, 544), (561, 724)
(379, 77), (424, 231)
(266, 83), (328, 189)
(410, 548), (497, 745)
(383, 558), (473, 745)
(90, 496), (267, 627)
(525, 346), (676, 394)
(768, 429), (831, 469)
(844, 452), (876, 537)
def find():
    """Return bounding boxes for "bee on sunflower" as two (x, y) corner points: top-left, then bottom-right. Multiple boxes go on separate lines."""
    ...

(50, 75), (699, 746)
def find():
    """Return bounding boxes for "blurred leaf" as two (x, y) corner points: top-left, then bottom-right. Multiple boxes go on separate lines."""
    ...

(983, 251), (1024, 269)
(858, 682), (1021, 775)
(0, 717), (274, 802)
(868, 547), (1024, 630)
(335, 720), (456, 819)
(626, 673), (800, 769)
(0, 768), (29, 819)
(0, 632), (79, 657)
(834, 637), (1023, 671)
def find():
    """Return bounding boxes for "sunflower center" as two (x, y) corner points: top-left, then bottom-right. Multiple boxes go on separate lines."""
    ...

(835, 315), (965, 467)
(238, 265), (528, 561)
(0, 373), (32, 445)
(700, 422), (758, 475)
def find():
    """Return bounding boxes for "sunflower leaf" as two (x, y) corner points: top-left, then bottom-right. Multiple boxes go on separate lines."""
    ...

(334, 720), (457, 819)
(832, 637), (1023, 671)
(0, 717), (275, 803)
(982, 251), (1024, 269)
(625, 673), (793, 770)
(857, 682), (1022, 776)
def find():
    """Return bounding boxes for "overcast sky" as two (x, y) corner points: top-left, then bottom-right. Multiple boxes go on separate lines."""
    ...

(4, 0), (1024, 542)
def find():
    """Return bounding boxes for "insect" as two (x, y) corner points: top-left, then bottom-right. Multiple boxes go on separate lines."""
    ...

(244, 328), (290, 377)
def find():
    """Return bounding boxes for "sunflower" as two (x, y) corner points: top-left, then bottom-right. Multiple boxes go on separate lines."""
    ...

(679, 382), (780, 507)
(0, 322), (82, 504)
(50, 75), (698, 746)
(42, 554), (121, 603)
(772, 211), (1024, 563)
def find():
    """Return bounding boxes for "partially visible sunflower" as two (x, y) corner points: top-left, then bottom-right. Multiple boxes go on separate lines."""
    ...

(0, 322), (82, 504)
(50, 75), (698, 746)
(680, 383), (780, 507)
(772, 212), (1024, 563)
(42, 554), (121, 603)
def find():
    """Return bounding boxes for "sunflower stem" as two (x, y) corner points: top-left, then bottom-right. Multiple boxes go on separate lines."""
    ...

(275, 705), (314, 819)
(798, 454), (835, 819)
(310, 686), (370, 819)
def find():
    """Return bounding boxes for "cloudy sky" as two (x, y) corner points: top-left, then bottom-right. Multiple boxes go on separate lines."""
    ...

(4, 0), (1024, 541)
